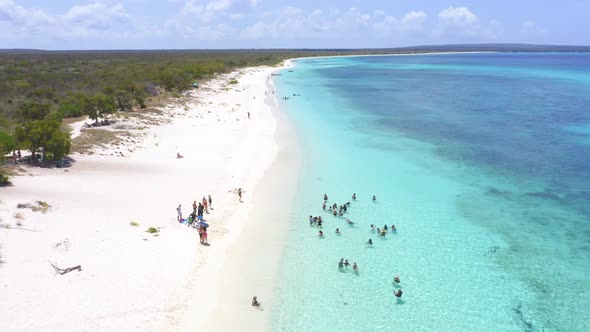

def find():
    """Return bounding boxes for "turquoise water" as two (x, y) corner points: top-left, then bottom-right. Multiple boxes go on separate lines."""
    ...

(271, 53), (590, 331)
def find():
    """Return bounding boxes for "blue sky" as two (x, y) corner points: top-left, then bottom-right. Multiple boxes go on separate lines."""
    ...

(1, 0), (589, 49)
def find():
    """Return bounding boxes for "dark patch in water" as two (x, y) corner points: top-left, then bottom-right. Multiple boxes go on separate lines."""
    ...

(526, 191), (562, 201)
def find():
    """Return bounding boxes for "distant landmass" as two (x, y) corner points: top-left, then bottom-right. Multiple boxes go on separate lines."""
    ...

(1, 43), (590, 54)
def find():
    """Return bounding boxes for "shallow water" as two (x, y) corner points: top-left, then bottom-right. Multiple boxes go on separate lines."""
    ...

(270, 53), (590, 331)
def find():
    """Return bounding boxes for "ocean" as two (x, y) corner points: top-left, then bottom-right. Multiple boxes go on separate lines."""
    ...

(270, 53), (590, 331)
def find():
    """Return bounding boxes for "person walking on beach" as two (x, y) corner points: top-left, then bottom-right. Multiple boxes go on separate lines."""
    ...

(192, 201), (197, 214)
(176, 204), (182, 222)
(238, 188), (243, 202)
(247, 112), (250, 119)
(208, 195), (213, 210)
(203, 196), (209, 213)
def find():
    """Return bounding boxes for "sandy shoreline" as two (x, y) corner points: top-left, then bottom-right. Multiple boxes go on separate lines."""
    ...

(0, 63), (294, 331)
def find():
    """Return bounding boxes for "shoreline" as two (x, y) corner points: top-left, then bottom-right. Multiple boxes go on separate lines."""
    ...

(196, 66), (301, 331)
(0, 64), (292, 331)
(288, 51), (497, 63)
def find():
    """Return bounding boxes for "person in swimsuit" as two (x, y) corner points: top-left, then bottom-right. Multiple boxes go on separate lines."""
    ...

(344, 259), (350, 268)
(353, 262), (358, 272)
(372, 195), (376, 201)
(352, 193), (357, 200)
(338, 258), (344, 269)
(336, 228), (341, 234)
(384, 224), (388, 231)
(202, 229), (208, 244)
(238, 188), (243, 201)
(380, 229), (386, 237)
(367, 239), (373, 245)
(176, 204), (182, 222)
(370, 224), (375, 232)
(391, 224), (397, 232)
(309, 215), (314, 226)
(394, 289), (403, 298)
(208, 195), (213, 209)
(318, 230), (324, 237)
(394, 275), (400, 283)
(324, 194), (328, 201)
(252, 296), (260, 307)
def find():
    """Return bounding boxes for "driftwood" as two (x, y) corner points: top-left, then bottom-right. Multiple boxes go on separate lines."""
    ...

(49, 261), (82, 275)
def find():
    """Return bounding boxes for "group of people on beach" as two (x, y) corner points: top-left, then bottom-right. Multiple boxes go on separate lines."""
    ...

(177, 195), (213, 244)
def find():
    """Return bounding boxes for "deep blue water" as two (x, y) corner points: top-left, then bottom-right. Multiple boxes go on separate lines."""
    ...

(271, 53), (590, 331)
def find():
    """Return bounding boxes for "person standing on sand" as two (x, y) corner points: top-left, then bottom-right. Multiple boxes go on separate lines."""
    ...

(192, 201), (197, 214)
(208, 195), (213, 209)
(247, 112), (250, 119)
(238, 188), (243, 202)
(202, 228), (208, 244)
(177, 204), (182, 222)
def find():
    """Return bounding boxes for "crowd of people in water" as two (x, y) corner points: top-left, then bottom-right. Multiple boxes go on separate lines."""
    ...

(176, 195), (213, 245)
(313, 192), (404, 302)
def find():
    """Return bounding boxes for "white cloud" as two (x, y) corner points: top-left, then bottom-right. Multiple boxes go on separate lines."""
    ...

(0, 0), (54, 27)
(438, 7), (478, 26)
(63, 3), (128, 30)
(521, 20), (545, 35)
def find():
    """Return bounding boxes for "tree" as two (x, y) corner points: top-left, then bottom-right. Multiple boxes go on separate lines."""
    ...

(15, 102), (51, 122)
(115, 90), (134, 112)
(14, 119), (71, 163)
(0, 132), (16, 157)
(57, 93), (86, 118)
(82, 94), (115, 122)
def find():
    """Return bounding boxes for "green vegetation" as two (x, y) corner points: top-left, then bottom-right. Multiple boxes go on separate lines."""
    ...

(130, 221), (139, 226)
(0, 49), (397, 175)
(147, 227), (158, 234)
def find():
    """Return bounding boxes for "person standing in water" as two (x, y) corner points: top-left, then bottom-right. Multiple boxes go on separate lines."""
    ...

(324, 194), (328, 202)
(352, 193), (357, 200)
(372, 195), (376, 201)
(338, 258), (344, 269)
(353, 262), (358, 273)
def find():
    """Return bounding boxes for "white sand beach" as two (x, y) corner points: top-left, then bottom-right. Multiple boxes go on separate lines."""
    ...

(0, 63), (294, 331)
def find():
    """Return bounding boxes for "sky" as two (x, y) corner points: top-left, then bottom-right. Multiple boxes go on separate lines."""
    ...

(0, 0), (589, 50)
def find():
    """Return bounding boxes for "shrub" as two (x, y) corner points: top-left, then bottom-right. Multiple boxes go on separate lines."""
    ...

(228, 79), (238, 85)
(147, 227), (158, 233)
(130, 221), (139, 226)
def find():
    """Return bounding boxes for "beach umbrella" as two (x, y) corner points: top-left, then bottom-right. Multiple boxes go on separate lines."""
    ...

(198, 221), (209, 228)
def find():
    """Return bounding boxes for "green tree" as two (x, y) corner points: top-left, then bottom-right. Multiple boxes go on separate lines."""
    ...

(57, 93), (86, 118)
(15, 102), (51, 122)
(14, 119), (71, 163)
(0, 132), (16, 157)
(82, 94), (115, 121)
(115, 90), (134, 112)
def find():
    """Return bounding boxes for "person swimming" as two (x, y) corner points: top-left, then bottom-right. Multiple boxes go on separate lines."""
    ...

(370, 224), (375, 232)
(336, 228), (341, 234)
(338, 258), (344, 268)
(353, 262), (358, 272)
(384, 224), (388, 231)
(394, 275), (400, 283)
(394, 289), (403, 298)
(367, 239), (373, 245)
(318, 230), (324, 237)
(352, 193), (357, 200)
(372, 195), (376, 201)
(344, 259), (350, 267)
(391, 224), (396, 232)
